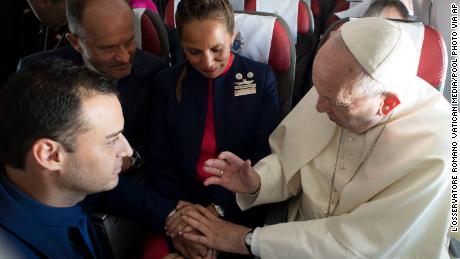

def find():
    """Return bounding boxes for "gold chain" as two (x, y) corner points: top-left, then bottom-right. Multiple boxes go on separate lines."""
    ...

(326, 112), (394, 216)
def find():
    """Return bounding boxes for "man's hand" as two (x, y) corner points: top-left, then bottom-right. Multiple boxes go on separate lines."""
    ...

(202, 151), (261, 194)
(166, 201), (196, 237)
(171, 234), (214, 259)
(181, 204), (251, 255)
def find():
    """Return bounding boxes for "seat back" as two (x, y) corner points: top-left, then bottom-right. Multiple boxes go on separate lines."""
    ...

(318, 18), (447, 91)
(233, 11), (295, 118)
(310, 0), (349, 35)
(133, 8), (170, 62)
(242, 0), (315, 106)
(92, 214), (144, 259)
(416, 25), (448, 91)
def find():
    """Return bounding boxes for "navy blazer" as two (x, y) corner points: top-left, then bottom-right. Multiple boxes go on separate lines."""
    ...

(16, 48), (177, 231)
(18, 46), (167, 161)
(148, 54), (279, 224)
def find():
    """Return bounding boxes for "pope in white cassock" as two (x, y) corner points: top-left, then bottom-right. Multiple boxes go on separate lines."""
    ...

(168, 17), (451, 258)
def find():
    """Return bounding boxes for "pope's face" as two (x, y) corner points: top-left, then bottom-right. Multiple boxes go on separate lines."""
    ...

(313, 37), (384, 134)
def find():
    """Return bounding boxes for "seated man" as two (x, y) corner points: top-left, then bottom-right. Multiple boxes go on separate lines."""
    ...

(18, 0), (168, 171)
(0, 59), (175, 258)
(26, 0), (69, 51)
(169, 17), (451, 257)
(364, 0), (410, 19)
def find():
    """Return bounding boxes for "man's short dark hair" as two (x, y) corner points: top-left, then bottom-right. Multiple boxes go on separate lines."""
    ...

(0, 58), (117, 169)
(364, 0), (410, 19)
(66, 0), (132, 37)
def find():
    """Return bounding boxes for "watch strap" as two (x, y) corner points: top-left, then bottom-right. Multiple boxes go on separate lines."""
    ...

(244, 229), (254, 255)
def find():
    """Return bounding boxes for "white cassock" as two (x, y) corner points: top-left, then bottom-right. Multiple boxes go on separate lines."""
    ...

(237, 18), (452, 258)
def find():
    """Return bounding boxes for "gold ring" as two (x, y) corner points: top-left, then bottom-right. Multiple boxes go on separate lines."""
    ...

(168, 209), (176, 217)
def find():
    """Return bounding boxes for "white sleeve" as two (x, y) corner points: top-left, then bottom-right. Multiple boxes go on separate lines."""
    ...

(236, 154), (301, 210)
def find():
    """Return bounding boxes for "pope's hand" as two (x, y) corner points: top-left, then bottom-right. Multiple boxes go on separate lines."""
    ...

(202, 151), (261, 195)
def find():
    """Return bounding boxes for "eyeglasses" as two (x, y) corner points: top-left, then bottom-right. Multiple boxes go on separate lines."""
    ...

(129, 149), (143, 169)
(318, 95), (353, 109)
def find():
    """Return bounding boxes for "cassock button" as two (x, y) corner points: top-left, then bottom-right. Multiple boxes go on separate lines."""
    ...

(348, 136), (354, 141)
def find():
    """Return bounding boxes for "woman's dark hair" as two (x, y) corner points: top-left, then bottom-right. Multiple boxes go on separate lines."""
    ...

(175, 0), (235, 37)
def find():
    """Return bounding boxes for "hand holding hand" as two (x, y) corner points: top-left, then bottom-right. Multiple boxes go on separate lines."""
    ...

(166, 201), (197, 237)
(180, 204), (251, 255)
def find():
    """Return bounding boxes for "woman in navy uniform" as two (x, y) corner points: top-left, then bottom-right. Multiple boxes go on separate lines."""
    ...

(146, 0), (279, 257)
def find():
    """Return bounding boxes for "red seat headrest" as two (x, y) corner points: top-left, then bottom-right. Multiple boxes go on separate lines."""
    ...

(417, 26), (447, 89)
(269, 19), (292, 73)
(164, 0), (175, 28)
(140, 12), (162, 56)
(311, 0), (320, 17)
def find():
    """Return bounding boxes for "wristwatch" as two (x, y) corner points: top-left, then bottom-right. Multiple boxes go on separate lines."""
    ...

(211, 203), (225, 217)
(244, 229), (254, 255)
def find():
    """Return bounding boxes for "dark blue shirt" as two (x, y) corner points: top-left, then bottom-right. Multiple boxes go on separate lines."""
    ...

(0, 171), (95, 258)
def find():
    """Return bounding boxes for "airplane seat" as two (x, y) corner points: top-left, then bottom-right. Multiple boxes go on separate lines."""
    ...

(319, 18), (448, 92)
(315, 0), (349, 35)
(243, 0), (315, 108)
(298, 0), (350, 98)
(133, 8), (170, 62)
(417, 25), (448, 92)
(130, 0), (159, 13)
(163, 0), (186, 64)
(233, 11), (295, 118)
(325, 0), (351, 29)
(163, 0), (175, 28)
(92, 163), (153, 257)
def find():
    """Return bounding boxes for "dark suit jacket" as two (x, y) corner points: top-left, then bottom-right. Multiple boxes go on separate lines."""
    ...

(148, 54), (279, 225)
(18, 46), (167, 162)
(16, 48), (176, 231)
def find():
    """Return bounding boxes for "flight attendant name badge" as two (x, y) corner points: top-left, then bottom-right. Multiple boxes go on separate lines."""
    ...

(234, 72), (256, 96)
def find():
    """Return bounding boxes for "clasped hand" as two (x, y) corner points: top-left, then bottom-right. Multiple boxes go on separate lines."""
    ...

(165, 201), (219, 259)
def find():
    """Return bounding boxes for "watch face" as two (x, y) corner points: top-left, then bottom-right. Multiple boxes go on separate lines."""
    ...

(245, 231), (253, 245)
(214, 204), (225, 217)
